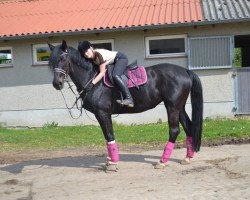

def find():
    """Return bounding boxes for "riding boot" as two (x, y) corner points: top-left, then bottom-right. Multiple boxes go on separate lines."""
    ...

(113, 75), (134, 107)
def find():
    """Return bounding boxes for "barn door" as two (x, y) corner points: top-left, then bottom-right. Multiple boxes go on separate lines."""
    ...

(236, 67), (250, 114)
(235, 34), (250, 114)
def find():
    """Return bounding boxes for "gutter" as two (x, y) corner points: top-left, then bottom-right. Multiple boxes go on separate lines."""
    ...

(0, 18), (250, 41)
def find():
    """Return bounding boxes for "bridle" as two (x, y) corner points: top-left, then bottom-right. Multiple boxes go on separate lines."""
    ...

(53, 50), (120, 121)
(54, 51), (70, 79)
(53, 51), (97, 120)
(54, 67), (67, 77)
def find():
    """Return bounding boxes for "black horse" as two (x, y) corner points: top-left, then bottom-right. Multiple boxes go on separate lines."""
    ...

(48, 40), (203, 170)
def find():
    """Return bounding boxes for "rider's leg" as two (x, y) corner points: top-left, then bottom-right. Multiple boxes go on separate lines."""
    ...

(113, 75), (134, 107)
(113, 54), (134, 107)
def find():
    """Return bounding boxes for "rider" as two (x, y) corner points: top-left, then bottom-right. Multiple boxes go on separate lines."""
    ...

(78, 41), (134, 107)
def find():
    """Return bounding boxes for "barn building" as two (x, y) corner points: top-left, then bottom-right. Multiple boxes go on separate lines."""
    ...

(0, 0), (249, 127)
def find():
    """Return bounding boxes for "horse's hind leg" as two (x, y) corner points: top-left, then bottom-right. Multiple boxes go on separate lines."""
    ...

(180, 109), (194, 164)
(155, 108), (180, 169)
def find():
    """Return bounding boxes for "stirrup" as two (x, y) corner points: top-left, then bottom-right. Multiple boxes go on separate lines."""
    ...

(116, 99), (134, 107)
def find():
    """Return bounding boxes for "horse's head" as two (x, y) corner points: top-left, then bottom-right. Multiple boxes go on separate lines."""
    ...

(48, 40), (71, 90)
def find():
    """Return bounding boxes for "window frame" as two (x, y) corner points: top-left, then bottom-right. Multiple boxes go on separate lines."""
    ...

(145, 35), (187, 58)
(0, 46), (13, 68)
(32, 43), (59, 66)
(89, 39), (114, 51)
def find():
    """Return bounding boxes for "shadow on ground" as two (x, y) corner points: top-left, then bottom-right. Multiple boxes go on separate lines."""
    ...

(0, 153), (181, 174)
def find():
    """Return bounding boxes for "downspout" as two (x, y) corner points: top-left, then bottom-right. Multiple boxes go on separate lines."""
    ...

(231, 36), (238, 115)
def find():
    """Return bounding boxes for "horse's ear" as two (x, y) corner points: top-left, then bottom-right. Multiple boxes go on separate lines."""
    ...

(48, 43), (55, 51)
(61, 40), (68, 52)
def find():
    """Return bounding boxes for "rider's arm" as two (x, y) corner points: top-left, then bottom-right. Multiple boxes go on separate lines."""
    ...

(92, 61), (108, 85)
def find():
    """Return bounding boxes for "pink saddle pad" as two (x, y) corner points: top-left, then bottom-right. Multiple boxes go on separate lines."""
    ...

(103, 66), (147, 88)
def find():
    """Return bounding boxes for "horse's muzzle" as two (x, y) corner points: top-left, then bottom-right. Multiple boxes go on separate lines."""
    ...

(53, 79), (64, 90)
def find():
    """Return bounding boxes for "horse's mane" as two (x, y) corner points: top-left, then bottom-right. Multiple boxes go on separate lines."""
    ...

(48, 45), (92, 71)
(67, 46), (92, 69)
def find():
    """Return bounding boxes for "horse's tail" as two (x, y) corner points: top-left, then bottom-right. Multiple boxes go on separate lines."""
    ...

(187, 70), (203, 152)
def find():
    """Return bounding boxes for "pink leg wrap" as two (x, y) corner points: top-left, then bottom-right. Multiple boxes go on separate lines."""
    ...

(160, 142), (175, 163)
(186, 136), (194, 158)
(107, 143), (119, 163)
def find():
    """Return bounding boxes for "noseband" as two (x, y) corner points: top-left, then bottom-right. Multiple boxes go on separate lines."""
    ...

(54, 68), (67, 77)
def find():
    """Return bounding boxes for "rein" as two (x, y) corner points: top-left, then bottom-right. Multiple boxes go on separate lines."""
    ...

(59, 86), (83, 119)
(53, 51), (117, 121)
(54, 65), (97, 120)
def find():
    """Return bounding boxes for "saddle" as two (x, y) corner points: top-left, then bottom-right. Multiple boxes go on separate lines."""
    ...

(103, 60), (147, 89)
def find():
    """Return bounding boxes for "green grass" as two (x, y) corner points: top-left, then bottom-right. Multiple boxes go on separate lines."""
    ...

(0, 118), (249, 152)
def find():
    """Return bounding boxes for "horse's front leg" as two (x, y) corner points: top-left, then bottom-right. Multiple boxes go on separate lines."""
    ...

(95, 110), (119, 172)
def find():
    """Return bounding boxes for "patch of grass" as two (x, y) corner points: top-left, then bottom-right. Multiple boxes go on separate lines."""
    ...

(0, 125), (103, 151)
(43, 121), (59, 128)
(203, 118), (249, 138)
(0, 118), (249, 152)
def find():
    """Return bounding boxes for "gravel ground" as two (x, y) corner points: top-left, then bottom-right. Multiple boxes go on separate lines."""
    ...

(0, 144), (250, 200)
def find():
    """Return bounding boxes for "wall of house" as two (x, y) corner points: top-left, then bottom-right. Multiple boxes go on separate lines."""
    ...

(0, 22), (249, 127)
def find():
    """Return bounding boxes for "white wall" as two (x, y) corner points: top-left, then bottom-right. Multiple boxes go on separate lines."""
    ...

(1, 22), (249, 127)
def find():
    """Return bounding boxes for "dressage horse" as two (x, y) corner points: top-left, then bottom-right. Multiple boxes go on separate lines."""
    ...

(48, 40), (203, 170)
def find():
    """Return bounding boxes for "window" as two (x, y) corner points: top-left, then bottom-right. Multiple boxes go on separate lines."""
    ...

(0, 47), (13, 67)
(90, 39), (114, 51)
(188, 36), (232, 70)
(145, 35), (187, 58)
(33, 44), (58, 65)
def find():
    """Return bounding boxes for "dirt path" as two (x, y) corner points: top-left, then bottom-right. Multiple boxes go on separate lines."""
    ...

(0, 144), (250, 200)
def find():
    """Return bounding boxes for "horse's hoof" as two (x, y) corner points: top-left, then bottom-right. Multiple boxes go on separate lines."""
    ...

(105, 161), (118, 172)
(154, 162), (166, 169)
(181, 157), (192, 165)
(106, 156), (111, 162)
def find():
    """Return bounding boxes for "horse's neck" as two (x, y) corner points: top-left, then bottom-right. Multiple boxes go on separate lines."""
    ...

(69, 63), (95, 91)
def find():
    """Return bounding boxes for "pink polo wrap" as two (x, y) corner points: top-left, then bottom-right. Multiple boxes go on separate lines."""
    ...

(107, 143), (119, 163)
(186, 136), (194, 158)
(160, 142), (175, 163)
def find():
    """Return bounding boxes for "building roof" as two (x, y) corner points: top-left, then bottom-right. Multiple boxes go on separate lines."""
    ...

(201, 0), (250, 21)
(0, 0), (249, 39)
(0, 0), (203, 39)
